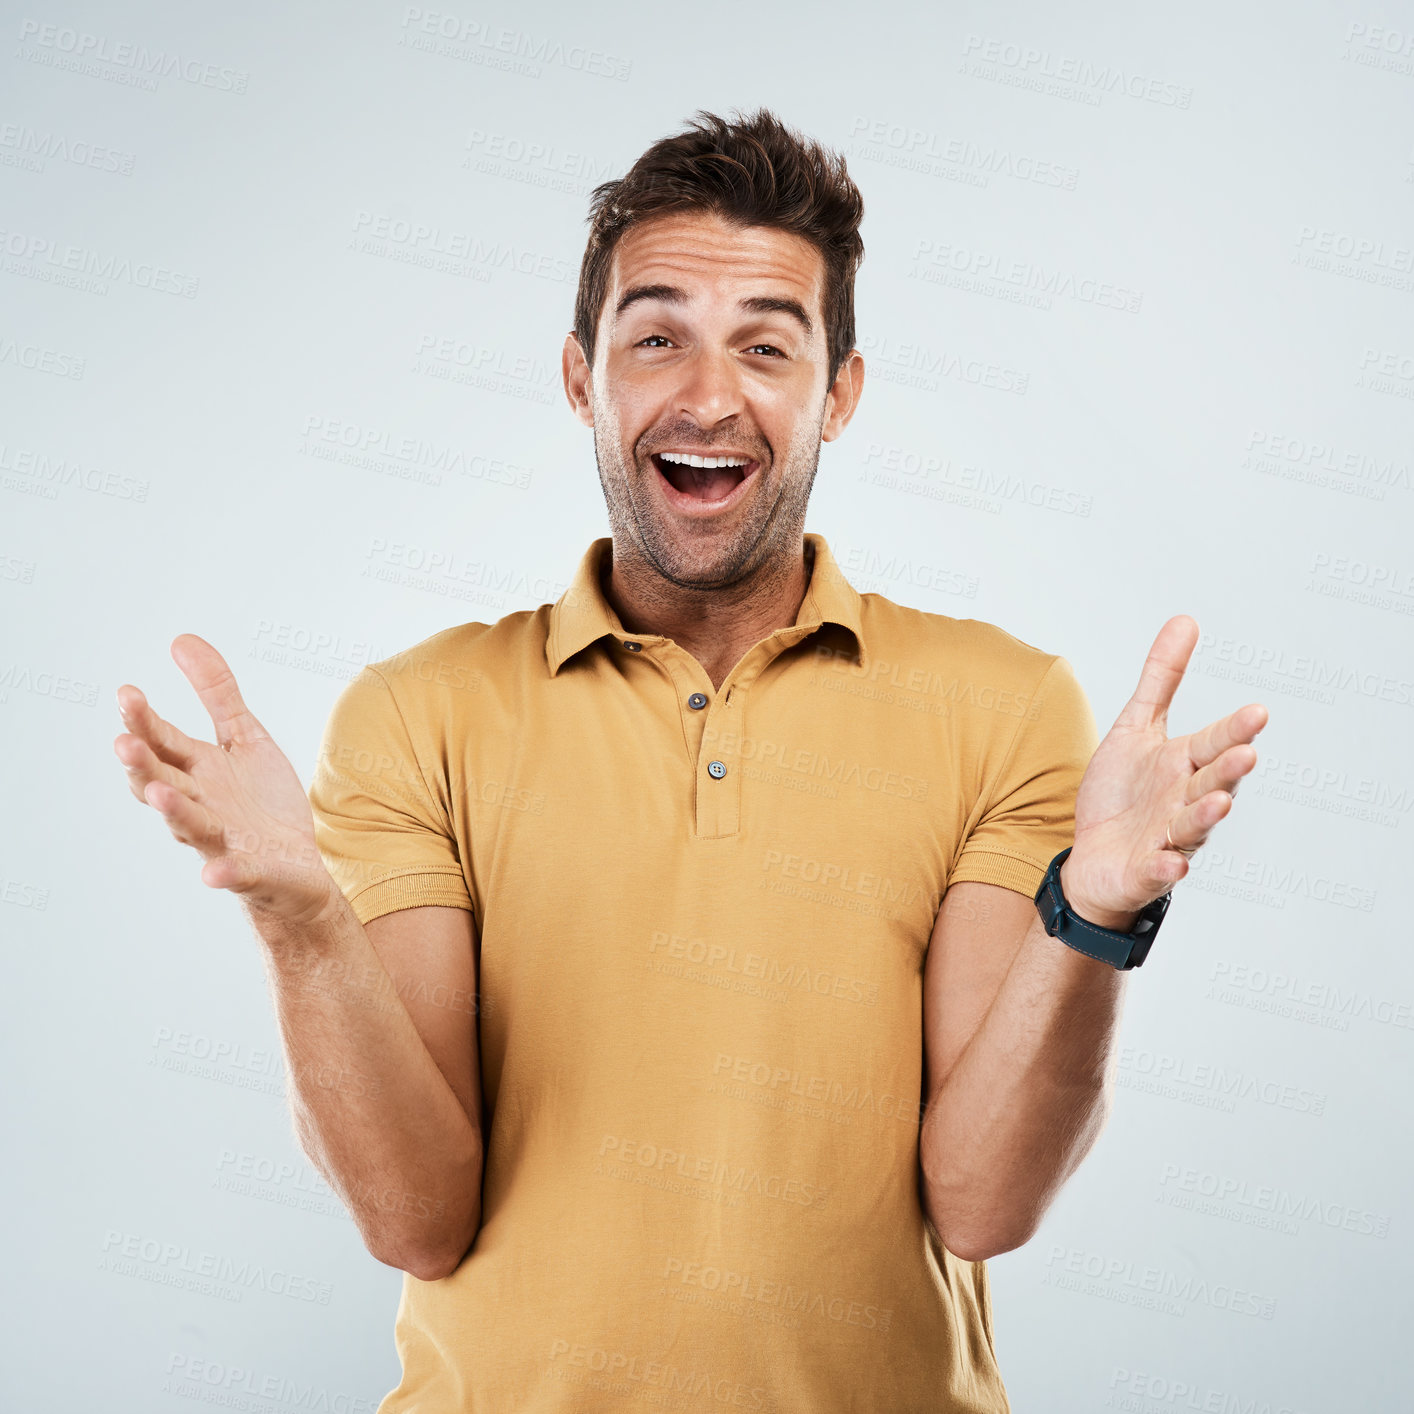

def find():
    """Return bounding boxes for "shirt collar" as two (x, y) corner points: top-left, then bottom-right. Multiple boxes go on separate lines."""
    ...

(546, 532), (868, 676)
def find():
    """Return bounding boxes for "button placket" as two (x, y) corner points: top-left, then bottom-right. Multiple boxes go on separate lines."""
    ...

(636, 629), (822, 842)
(695, 682), (742, 839)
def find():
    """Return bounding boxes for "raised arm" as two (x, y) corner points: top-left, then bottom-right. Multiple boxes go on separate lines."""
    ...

(114, 633), (482, 1279)
(919, 616), (1269, 1260)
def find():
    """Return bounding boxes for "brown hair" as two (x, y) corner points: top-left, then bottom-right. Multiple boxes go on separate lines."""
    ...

(573, 108), (864, 385)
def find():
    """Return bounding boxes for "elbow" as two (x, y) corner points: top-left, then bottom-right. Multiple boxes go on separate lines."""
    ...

(367, 1195), (481, 1283)
(924, 1177), (1042, 1262)
(406, 1248), (464, 1283)
(365, 1150), (485, 1282)
(922, 1168), (1035, 1263)
(941, 1221), (1036, 1264)
(372, 1239), (468, 1283)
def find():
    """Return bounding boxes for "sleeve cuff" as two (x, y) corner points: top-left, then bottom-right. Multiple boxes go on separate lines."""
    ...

(948, 850), (1051, 900)
(344, 868), (476, 927)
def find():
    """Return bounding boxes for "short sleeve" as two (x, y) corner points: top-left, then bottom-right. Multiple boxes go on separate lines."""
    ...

(307, 665), (475, 927)
(949, 654), (1099, 900)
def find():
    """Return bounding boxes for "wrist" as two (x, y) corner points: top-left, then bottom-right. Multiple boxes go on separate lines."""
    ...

(1058, 858), (1141, 933)
(245, 874), (349, 939)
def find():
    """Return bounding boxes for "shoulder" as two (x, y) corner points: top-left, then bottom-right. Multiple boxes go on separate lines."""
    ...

(858, 592), (1065, 689)
(850, 592), (1091, 740)
(365, 607), (550, 698)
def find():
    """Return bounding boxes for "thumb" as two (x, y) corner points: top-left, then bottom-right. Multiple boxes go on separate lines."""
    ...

(171, 634), (270, 749)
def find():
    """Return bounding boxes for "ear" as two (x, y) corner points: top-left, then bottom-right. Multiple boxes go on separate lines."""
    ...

(562, 332), (594, 428)
(821, 350), (865, 442)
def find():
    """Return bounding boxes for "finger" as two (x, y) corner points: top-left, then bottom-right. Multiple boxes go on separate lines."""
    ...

(1185, 741), (1260, 804)
(116, 684), (202, 769)
(114, 733), (200, 804)
(1115, 615), (1200, 731)
(1166, 790), (1233, 853)
(1186, 702), (1270, 771)
(200, 851), (264, 894)
(170, 633), (269, 750)
(142, 778), (229, 855)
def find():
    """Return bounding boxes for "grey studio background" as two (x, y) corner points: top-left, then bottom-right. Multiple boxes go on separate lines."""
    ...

(3, 1), (1412, 1409)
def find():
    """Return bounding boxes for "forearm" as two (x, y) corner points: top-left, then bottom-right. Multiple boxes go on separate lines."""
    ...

(919, 905), (1130, 1261)
(250, 889), (483, 1279)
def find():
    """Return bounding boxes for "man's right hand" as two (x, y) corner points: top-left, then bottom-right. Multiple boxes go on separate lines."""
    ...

(114, 632), (340, 927)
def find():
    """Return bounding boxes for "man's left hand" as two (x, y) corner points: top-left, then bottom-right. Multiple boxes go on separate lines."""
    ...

(1059, 614), (1270, 929)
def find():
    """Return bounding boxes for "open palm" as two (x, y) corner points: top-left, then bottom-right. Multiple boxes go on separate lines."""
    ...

(1063, 615), (1270, 918)
(114, 633), (337, 925)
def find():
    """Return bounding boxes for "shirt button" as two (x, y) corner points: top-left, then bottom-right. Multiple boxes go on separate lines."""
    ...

(623, 641), (642, 651)
(688, 692), (707, 710)
(707, 760), (727, 779)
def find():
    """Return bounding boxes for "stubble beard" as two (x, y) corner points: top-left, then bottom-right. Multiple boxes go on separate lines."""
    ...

(590, 403), (826, 592)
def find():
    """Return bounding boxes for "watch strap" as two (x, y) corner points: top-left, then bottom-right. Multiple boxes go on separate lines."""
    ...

(1034, 846), (1171, 970)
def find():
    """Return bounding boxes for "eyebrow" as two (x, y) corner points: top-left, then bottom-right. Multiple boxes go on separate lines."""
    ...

(614, 284), (814, 337)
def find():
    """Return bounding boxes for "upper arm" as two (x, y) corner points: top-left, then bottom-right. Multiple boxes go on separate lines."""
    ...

(308, 664), (478, 924)
(925, 652), (1098, 1093)
(309, 664), (483, 1123)
(364, 904), (482, 1130)
(922, 881), (1038, 1100)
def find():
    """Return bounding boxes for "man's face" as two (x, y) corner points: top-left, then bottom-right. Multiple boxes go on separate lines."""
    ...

(563, 210), (863, 588)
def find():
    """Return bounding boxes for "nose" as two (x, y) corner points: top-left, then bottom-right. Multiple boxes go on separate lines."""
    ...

(674, 345), (745, 430)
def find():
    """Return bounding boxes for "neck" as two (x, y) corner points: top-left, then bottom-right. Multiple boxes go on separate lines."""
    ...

(601, 536), (814, 691)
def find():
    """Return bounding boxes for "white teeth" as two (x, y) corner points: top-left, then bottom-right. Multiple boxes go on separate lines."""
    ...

(659, 452), (749, 469)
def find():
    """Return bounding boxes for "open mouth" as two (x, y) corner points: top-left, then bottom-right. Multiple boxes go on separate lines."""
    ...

(651, 451), (760, 508)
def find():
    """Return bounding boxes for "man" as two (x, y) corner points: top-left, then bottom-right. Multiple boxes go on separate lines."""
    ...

(113, 110), (1268, 1412)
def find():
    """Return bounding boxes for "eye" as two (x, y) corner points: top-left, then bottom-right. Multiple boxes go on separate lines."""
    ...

(745, 343), (784, 357)
(637, 334), (675, 348)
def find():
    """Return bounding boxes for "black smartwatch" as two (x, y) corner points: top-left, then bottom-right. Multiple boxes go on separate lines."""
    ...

(1034, 846), (1172, 970)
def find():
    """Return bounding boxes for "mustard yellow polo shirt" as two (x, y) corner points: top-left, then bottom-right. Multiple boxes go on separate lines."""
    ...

(308, 531), (1097, 1413)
